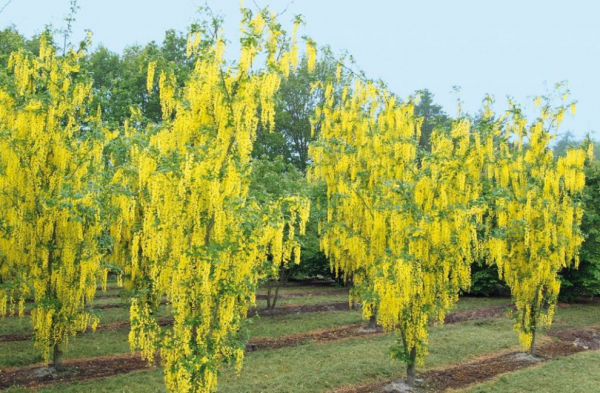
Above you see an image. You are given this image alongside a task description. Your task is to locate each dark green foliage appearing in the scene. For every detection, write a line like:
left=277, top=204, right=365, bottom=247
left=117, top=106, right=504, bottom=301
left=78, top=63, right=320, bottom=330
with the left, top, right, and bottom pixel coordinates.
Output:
left=0, top=26, right=44, bottom=68
left=249, top=157, right=332, bottom=280
left=413, top=89, right=452, bottom=148
left=84, top=29, right=194, bottom=126
left=468, top=262, right=509, bottom=297
left=560, top=158, right=600, bottom=300
left=289, top=182, right=331, bottom=279
left=253, top=55, right=337, bottom=173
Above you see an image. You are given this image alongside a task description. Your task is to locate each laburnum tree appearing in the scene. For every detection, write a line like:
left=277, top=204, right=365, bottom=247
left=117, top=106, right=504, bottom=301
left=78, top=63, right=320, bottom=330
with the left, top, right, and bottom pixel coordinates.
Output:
left=309, top=77, right=486, bottom=386
left=0, top=34, right=110, bottom=367
left=483, top=93, right=591, bottom=355
left=124, top=9, right=311, bottom=393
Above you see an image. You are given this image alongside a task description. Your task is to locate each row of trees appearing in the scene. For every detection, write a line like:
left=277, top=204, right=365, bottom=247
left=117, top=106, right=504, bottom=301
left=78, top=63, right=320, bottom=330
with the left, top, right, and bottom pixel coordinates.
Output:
left=0, top=7, right=598, bottom=392
left=3, top=25, right=598, bottom=301
left=0, top=9, right=313, bottom=392
left=309, top=73, right=591, bottom=383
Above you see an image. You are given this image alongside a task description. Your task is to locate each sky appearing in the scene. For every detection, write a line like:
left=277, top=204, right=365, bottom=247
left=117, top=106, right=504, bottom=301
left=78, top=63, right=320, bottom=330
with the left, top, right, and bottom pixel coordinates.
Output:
left=1, top=0, right=599, bottom=139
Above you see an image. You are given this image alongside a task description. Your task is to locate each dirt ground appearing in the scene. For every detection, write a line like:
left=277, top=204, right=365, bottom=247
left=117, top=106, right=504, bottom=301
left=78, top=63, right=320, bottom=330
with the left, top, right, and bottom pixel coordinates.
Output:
left=0, top=354, right=154, bottom=390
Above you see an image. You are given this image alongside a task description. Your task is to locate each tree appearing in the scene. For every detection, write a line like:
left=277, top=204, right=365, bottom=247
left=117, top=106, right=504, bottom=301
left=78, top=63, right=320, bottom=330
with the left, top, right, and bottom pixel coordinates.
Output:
left=84, top=29, right=194, bottom=126
left=0, top=34, right=109, bottom=367
left=253, top=54, right=338, bottom=172
left=0, top=26, right=43, bottom=68
left=484, top=92, right=590, bottom=355
left=126, top=9, right=311, bottom=392
left=310, top=76, right=486, bottom=386
left=553, top=138, right=600, bottom=300
left=413, top=89, right=451, bottom=148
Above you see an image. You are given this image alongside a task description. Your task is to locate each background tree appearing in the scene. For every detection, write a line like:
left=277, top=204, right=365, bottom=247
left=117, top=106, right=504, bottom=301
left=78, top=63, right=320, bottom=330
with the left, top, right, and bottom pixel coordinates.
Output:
left=252, top=52, right=342, bottom=285
left=84, top=29, right=194, bottom=126
left=0, top=34, right=110, bottom=367
left=413, top=88, right=451, bottom=148
left=0, top=26, right=42, bottom=68
left=554, top=136, right=600, bottom=300
left=253, top=55, right=335, bottom=172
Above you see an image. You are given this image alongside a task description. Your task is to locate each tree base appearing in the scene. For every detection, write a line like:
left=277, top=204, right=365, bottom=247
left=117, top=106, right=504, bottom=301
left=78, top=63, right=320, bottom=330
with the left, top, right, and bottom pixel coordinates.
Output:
left=382, top=378, right=424, bottom=392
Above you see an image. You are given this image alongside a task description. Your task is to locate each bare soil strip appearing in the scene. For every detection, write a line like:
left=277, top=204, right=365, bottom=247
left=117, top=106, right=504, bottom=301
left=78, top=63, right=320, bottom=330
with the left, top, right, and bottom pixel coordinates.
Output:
left=248, top=301, right=351, bottom=317
left=331, top=327, right=600, bottom=393
left=0, top=353, right=152, bottom=390
left=3, top=300, right=164, bottom=318
left=5, top=292, right=350, bottom=319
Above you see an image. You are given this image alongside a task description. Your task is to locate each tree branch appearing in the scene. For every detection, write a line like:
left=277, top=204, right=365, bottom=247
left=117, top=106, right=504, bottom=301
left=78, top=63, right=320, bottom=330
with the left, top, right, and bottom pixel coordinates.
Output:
left=0, top=0, right=15, bottom=16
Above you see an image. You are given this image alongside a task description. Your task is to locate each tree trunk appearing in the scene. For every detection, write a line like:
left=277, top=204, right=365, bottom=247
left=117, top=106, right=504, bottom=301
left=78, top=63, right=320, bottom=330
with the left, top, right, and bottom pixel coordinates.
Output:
left=406, top=346, right=417, bottom=387
left=530, top=329, right=537, bottom=357
left=266, top=281, right=273, bottom=310
left=271, top=281, right=281, bottom=311
left=367, top=314, right=377, bottom=330
left=53, top=343, right=63, bottom=369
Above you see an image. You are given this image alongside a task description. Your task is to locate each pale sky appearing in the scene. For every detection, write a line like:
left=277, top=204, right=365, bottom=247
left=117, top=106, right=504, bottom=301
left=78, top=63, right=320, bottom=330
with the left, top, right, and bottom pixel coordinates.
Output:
left=1, top=0, right=599, bottom=139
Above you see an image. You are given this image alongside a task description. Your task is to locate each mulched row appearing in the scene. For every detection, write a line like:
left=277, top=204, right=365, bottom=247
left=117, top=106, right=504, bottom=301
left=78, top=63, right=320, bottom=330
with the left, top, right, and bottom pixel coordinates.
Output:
left=4, top=293, right=351, bottom=319
left=0, top=354, right=153, bottom=390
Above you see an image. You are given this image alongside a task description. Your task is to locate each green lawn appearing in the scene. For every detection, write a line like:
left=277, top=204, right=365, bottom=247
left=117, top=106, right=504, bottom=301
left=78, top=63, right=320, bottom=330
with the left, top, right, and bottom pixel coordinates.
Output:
left=5, top=317, right=522, bottom=393
left=461, top=349, right=600, bottom=393
left=1, top=289, right=598, bottom=393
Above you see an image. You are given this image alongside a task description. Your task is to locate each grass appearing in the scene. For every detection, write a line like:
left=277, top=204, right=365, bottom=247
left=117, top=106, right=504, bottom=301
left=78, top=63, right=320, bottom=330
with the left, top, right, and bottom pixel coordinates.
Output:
left=549, top=303, right=600, bottom=331
left=460, top=349, right=600, bottom=393
left=256, top=292, right=349, bottom=308
left=1, top=287, right=599, bottom=393
left=0, top=305, right=170, bottom=336
left=256, top=285, right=348, bottom=295
left=0, top=330, right=131, bottom=368
left=451, top=297, right=510, bottom=312
left=8, top=317, right=522, bottom=393
left=249, top=310, right=363, bottom=338
left=4, top=369, right=166, bottom=393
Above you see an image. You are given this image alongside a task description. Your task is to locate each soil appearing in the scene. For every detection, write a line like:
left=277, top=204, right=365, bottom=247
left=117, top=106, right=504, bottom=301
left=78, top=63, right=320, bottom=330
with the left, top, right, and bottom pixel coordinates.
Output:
left=0, top=353, right=154, bottom=390
left=96, top=285, right=121, bottom=292
left=2, top=300, right=166, bottom=318
left=573, top=296, right=600, bottom=305
left=246, top=304, right=513, bottom=352
left=285, top=278, right=339, bottom=286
